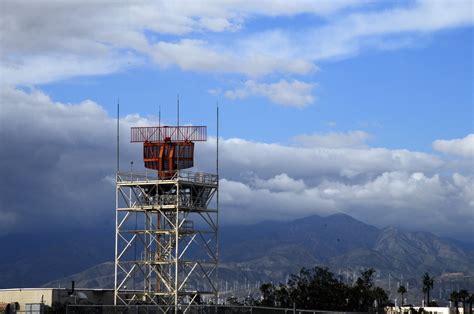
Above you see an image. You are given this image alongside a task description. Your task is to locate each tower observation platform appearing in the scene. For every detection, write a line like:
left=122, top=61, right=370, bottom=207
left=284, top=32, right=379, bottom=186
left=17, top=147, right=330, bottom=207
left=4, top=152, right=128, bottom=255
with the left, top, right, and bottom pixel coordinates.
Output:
left=114, top=125, right=219, bottom=311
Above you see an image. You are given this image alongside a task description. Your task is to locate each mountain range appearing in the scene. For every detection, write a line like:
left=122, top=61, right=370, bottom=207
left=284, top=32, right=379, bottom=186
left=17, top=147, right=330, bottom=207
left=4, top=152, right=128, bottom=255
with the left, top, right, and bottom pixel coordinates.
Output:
left=1, top=213, right=472, bottom=302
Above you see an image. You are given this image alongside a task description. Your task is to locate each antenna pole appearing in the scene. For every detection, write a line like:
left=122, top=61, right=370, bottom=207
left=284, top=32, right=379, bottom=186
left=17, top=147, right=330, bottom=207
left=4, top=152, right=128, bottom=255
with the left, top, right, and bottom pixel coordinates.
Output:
left=176, top=94, right=180, bottom=174
left=215, top=101, right=220, bottom=304
left=116, top=99, right=120, bottom=173
left=216, top=102, right=219, bottom=178
left=158, top=105, right=161, bottom=139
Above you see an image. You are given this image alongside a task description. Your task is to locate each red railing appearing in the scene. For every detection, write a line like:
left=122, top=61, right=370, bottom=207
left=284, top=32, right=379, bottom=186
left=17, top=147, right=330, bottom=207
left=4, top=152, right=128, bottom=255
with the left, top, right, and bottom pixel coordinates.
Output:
left=131, top=126, right=207, bottom=143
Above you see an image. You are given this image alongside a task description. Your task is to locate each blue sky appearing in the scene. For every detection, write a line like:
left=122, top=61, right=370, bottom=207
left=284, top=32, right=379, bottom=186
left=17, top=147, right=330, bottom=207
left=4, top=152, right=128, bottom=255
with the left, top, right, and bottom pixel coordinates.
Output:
left=37, top=23, right=472, bottom=151
left=1, top=0, right=473, bottom=240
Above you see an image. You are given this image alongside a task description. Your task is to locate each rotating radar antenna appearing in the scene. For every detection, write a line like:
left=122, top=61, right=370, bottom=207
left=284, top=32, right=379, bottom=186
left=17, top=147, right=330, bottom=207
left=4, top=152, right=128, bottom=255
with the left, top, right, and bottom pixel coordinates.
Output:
left=130, top=125, right=207, bottom=178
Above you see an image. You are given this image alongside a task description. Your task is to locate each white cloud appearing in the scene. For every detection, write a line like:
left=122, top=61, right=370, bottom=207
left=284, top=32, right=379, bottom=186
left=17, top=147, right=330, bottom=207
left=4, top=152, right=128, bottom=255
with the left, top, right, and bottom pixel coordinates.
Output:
left=292, top=131, right=370, bottom=148
left=220, top=171, right=474, bottom=240
left=1, top=1, right=472, bottom=85
left=0, top=1, right=331, bottom=84
left=347, top=0, right=473, bottom=35
left=197, top=137, right=443, bottom=181
left=254, top=173, right=307, bottom=192
left=433, top=134, right=474, bottom=158
left=224, top=79, right=315, bottom=107
left=150, top=40, right=316, bottom=77
left=0, top=86, right=152, bottom=233
left=0, top=86, right=472, bottom=240
left=233, top=1, right=474, bottom=63
left=306, top=0, right=474, bottom=60
left=0, top=54, right=139, bottom=86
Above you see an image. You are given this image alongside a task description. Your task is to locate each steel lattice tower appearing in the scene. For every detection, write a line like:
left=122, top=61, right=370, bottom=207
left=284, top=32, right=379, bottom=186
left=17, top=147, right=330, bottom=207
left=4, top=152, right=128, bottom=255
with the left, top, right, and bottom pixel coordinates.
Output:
left=114, top=125, right=219, bottom=311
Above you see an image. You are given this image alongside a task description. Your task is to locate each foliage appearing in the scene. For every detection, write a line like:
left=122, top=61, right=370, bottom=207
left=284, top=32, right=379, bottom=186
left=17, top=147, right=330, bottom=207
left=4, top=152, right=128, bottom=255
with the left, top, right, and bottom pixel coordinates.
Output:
left=451, top=290, right=472, bottom=314
left=258, top=266, right=388, bottom=311
left=450, top=291, right=460, bottom=314
left=421, top=273, right=434, bottom=306
left=458, top=289, right=469, bottom=305
left=226, top=296, right=242, bottom=305
left=397, top=285, right=407, bottom=306
left=259, top=283, right=276, bottom=307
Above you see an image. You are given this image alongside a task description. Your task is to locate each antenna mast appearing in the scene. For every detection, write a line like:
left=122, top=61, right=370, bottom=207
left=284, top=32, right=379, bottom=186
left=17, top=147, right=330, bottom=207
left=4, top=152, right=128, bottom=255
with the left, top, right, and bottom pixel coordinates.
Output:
left=216, top=102, right=219, bottom=179
left=116, top=99, right=120, bottom=173
left=177, top=94, right=180, bottom=173
left=215, top=101, right=220, bottom=304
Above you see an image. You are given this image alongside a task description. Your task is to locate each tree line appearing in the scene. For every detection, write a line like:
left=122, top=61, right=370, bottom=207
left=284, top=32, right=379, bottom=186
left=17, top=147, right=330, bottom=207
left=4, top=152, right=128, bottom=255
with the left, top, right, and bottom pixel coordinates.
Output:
left=236, top=268, right=473, bottom=312
left=256, top=266, right=388, bottom=311
left=397, top=272, right=473, bottom=312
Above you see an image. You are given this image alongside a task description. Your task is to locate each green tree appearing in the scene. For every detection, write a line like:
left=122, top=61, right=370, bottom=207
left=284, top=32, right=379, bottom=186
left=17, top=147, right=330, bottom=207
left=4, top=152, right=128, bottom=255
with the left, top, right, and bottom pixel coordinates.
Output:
left=258, top=267, right=387, bottom=311
left=397, top=285, right=407, bottom=306
left=350, top=268, right=377, bottom=311
left=422, top=273, right=434, bottom=306
left=287, top=267, right=348, bottom=310
left=372, top=286, right=389, bottom=309
left=458, top=290, right=470, bottom=313
left=259, top=283, right=276, bottom=307
left=274, top=284, right=291, bottom=308
left=450, top=291, right=460, bottom=314
left=468, top=294, right=473, bottom=314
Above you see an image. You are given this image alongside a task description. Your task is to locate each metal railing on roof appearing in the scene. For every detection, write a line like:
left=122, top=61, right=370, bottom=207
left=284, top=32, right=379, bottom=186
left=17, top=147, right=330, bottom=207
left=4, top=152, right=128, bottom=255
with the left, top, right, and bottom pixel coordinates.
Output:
left=117, top=170, right=218, bottom=185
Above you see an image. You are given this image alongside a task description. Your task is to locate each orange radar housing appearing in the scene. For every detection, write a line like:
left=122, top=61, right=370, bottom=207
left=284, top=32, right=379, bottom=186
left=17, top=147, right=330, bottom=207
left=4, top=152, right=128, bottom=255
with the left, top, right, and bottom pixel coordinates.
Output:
left=131, top=126, right=206, bottom=178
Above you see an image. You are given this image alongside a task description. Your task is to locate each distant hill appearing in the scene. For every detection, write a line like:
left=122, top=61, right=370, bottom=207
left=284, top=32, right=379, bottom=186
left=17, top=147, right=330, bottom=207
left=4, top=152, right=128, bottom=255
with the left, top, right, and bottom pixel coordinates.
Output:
left=220, top=213, right=380, bottom=263
left=0, top=228, right=113, bottom=288
left=1, top=213, right=473, bottom=303
left=219, top=213, right=473, bottom=278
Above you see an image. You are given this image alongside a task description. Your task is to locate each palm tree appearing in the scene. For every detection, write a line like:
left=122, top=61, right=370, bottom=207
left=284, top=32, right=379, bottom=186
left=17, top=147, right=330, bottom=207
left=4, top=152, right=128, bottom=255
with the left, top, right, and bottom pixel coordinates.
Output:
left=450, top=291, right=460, bottom=314
left=468, top=294, right=473, bottom=314
left=458, top=290, right=469, bottom=313
left=397, top=285, right=407, bottom=306
left=422, top=273, right=434, bottom=306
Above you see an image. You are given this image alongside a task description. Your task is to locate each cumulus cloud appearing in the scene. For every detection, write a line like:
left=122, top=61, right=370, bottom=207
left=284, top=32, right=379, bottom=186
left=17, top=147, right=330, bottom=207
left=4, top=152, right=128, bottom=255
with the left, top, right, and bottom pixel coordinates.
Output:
left=224, top=79, right=315, bottom=107
left=150, top=40, right=315, bottom=77
left=0, top=86, right=472, bottom=240
left=0, top=86, right=148, bottom=233
left=254, top=173, right=307, bottom=192
left=1, top=1, right=472, bottom=85
left=219, top=172, right=474, bottom=240
left=196, top=137, right=443, bottom=182
left=0, top=0, right=328, bottom=84
left=433, top=134, right=474, bottom=158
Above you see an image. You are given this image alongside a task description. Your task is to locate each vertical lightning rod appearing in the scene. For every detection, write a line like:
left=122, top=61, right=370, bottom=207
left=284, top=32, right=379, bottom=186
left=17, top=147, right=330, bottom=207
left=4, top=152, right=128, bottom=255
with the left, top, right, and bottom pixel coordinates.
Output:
left=215, top=101, right=220, bottom=303
left=114, top=98, right=119, bottom=306
left=216, top=101, right=219, bottom=182
left=117, top=99, right=120, bottom=173
left=176, top=94, right=180, bottom=172
left=158, top=105, right=161, bottom=140
left=177, top=94, right=180, bottom=128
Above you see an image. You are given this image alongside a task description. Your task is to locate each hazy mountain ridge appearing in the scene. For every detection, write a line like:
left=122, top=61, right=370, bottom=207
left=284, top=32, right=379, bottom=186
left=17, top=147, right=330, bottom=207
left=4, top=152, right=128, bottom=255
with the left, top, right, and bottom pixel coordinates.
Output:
left=220, top=213, right=380, bottom=263
left=0, top=228, right=113, bottom=288
left=372, top=226, right=473, bottom=273
left=0, top=213, right=472, bottom=291
left=214, top=215, right=473, bottom=285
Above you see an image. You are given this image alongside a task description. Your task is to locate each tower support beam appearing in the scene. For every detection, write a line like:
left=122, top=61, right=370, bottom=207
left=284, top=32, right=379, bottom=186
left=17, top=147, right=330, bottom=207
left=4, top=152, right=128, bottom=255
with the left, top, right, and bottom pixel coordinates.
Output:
left=114, top=170, right=218, bottom=311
